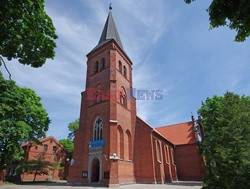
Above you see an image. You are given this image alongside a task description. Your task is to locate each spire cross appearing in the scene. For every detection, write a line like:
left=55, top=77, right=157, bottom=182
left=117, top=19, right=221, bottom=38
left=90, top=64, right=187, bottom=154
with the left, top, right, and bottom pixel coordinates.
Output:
left=109, top=3, right=112, bottom=11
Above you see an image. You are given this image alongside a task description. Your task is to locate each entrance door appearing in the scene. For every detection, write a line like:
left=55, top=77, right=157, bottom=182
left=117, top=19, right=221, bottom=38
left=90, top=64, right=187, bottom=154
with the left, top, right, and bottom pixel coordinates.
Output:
left=91, top=157, right=100, bottom=182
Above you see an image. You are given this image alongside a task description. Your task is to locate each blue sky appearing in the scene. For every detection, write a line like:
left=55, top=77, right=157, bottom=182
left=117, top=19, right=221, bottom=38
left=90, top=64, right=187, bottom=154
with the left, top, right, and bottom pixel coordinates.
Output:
left=1, top=0, right=250, bottom=140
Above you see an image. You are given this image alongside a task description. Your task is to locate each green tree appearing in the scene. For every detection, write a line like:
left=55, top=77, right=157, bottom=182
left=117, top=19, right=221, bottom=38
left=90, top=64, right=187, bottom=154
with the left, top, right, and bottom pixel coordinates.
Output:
left=59, top=139, right=74, bottom=159
left=0, top=73, right=50, bottom=172
left=50, top=160, right=63, bottom=180
left=67, top=119, right=79, bottom=140
left=198, top=92, right=250, bottom=188
left=17, top=152, right=52, bottom=181
left=184, top=0, right=250, bottom=42
left=59, top=119, right=79, bottom=160
left=0, top=0, right=57, bottom=67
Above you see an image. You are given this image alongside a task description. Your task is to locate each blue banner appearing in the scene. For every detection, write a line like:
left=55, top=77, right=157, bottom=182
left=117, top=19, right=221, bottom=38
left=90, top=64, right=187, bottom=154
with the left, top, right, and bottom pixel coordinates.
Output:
left=89, top=139, right=105, bottom=147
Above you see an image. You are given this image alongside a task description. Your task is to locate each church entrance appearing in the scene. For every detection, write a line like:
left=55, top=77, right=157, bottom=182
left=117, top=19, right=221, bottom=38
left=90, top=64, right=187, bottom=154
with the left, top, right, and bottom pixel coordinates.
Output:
left=88, top=147, right=103, bottom=183
left=91, top=157, right=100, bottom=182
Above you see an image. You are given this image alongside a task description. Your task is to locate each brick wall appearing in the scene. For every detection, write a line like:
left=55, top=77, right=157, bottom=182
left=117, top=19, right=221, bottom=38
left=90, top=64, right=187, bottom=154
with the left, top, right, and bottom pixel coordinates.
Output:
left=174, top=143, right=203, bottom=180
left=134, top=117, right=177, bottom=183
left=68, top=39, right=203, bottom=186
left=68, top=41, right=136, bottom=186
left=20, top=137, right=68, bottom=181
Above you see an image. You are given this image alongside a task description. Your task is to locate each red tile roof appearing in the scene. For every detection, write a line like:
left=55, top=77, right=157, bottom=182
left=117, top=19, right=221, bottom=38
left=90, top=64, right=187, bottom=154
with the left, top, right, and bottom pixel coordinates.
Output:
left=21, top=136, right=63, bottom=148
left=156, top=121, right=197, bottom=145
left=136, top=116, right=175, bottom=146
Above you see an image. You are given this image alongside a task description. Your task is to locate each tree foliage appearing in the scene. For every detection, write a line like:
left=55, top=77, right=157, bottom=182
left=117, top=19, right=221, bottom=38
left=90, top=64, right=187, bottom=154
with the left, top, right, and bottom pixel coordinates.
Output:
left=184, top=0, right=250, bottom=42
left=198, top=92, right=250, bottom=188
left=0, top=0, right=57, bottom=67
left=67, top=119, right=79, bottom=140
left=0, top=73, right=50, bottom=171
left=17, top=152, right=52, bottom=181
left=59, top=139, right=74, bottom=159
left=59, top=119, right=79, bottom=160
left=50, top=160, right=63, bottom=180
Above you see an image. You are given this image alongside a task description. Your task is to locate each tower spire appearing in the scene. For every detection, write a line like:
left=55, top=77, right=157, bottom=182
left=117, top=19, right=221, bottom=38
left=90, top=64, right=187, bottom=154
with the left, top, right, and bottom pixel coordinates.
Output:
left=90, top=5, right=123, bottom=52
left=98, top=8, right=123, bottom=49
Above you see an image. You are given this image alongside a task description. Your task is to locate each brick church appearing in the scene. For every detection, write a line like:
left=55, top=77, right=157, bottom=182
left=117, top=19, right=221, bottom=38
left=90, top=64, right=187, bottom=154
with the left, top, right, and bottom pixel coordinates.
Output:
left=68, top=7, right=203, bottom=187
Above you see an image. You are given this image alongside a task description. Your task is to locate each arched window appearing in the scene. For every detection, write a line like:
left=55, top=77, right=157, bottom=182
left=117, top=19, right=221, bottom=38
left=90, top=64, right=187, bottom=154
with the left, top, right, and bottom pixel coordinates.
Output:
left=93, top=117, right=103, bottom=140
left=95, top=84, right=104, bottom=103
left=120, top=87, right=127, bottom=107
left=170, top=147, right=175, bottom=165
left=117, top=126, right=124, bottom=159
left=125, top=130, right=132, bottom=160
left=94, top=61, right=99, bottom=73
left=123, top=66, right=127, bottom=78
left=156, top=140, right=161, bottom=162
left=119, top=61, right=122, bottom=72
left=96, top=90, right=104, bottom=103
left=101, top=58, right=105, bottom=70
left=165, top=145, right=169, bottom=163
left=120, top=92, right=124, bottom=104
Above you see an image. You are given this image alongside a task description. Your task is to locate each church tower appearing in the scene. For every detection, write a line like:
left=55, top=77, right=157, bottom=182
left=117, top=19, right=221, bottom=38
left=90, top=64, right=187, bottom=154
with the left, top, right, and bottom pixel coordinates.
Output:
left=68, top=7, right=136, bottom=186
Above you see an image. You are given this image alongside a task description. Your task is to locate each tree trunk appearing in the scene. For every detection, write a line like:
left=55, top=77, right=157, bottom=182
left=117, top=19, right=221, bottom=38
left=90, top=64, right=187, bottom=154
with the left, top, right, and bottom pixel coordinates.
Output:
left=33, top=171, right=37, bottom=181
left=0, top=170, right=5, bottom=184
left=52, top=169, right=55, bottom=180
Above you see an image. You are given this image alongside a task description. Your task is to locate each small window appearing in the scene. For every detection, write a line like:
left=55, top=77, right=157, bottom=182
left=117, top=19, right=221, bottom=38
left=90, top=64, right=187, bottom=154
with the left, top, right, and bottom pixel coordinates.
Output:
left=50, top=140, right=52, bottom=143
left=156, top=140, right=161, bottom=162
left=119, top=61, right=122, bottom=72
left=123, top=66, right=127, bottom=78
left=53, top=146, right=57, bottom=153
left=35, top=146, right=38, bottom=150
left=43, top=144, right=48, bottom=151
left=94, top=61, right=99, bottom=73
left=165, top=145, right=169, bottom=163
left=96, top=94, right=100, bottom=103
left=70, top=159, right=75, bottom=166
left=96, top=90, right=103, bottom=103
left=120, top=92, right=127, bottom=107
left=170, top=147, right=175, bottom=165
left=120, top=92, right=123, bottom=104
left=101, top=58, right=105, bottom=69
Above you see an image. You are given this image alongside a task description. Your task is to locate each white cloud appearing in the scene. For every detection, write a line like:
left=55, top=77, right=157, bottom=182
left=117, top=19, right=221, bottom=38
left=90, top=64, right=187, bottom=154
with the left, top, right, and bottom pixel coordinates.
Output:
left=1, top=0, right=249, bottom=139
left=103, top=0, right=181, bottom=124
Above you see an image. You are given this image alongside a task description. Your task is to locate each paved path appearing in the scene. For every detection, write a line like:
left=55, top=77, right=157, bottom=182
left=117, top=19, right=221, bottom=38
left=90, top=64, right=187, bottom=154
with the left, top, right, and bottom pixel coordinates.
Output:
left=0, top=181, right=202, bottom=189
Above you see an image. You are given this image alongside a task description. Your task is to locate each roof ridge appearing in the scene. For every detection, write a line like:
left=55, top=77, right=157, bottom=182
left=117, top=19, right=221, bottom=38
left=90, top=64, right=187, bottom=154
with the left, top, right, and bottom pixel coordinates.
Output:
left=156, top=121, right=193, bottom=129
left=21, top=135, right=63, bottom=148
